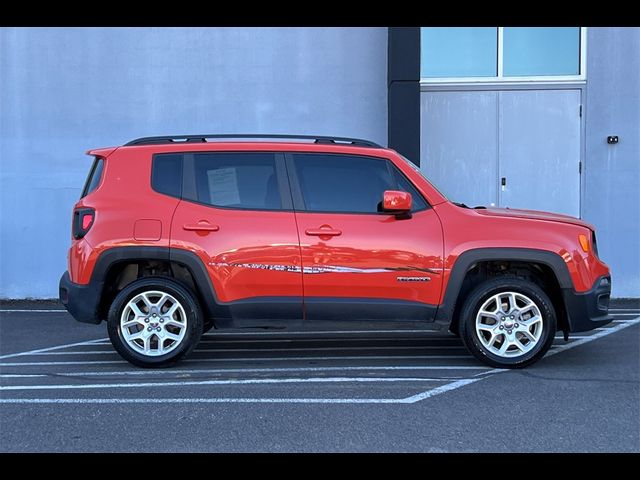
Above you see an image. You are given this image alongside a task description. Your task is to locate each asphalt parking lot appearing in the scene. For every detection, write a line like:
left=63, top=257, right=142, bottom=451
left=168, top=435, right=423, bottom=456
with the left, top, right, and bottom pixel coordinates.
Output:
left=0, top=301, right=638, bottom=452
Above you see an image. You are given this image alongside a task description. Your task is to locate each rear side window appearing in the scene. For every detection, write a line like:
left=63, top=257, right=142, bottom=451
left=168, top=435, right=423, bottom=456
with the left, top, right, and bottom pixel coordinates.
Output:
left=152, top=154, right=183, bottom=198
left=81, top=157, right=104, bottom=198
left=187, top=152, right=281, bottom=210
left=291, top=153, right=428, bottom=213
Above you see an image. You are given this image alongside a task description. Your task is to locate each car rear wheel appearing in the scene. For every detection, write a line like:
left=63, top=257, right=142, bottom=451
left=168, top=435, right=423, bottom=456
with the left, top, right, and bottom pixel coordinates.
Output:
left=107, top=277, right=203, bottom=368
left=459, top=277, right=556, bottom=369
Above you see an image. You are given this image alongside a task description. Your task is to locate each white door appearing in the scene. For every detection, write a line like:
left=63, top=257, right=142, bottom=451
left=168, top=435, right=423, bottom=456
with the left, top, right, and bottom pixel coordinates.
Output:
left=420, top=89, right=582, bottom=217
left=498, top=89, right=582, bottom=217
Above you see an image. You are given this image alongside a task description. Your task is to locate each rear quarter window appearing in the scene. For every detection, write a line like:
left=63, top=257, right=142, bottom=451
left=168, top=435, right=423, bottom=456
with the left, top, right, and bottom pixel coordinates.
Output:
left=81, top=157, right=104, bottom=198
left=152, top=154, right=183, bottom=198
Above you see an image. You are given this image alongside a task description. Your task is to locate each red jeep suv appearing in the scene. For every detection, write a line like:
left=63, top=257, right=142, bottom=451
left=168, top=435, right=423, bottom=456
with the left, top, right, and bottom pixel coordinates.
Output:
left=59, top=135, right=613, bottom=368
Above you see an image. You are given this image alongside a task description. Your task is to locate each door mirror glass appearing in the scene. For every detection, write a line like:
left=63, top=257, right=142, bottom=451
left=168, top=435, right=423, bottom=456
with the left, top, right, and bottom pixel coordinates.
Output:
left=382, top=190, right=412, bottom=215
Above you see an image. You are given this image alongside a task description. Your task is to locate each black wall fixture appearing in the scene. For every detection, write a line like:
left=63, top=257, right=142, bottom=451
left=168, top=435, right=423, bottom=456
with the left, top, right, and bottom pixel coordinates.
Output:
left=388, top=27, right=421, bottom=166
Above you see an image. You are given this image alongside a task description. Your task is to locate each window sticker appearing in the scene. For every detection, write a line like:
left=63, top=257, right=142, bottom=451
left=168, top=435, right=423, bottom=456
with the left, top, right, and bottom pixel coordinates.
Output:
left=207, top=167, right=240, bottom=206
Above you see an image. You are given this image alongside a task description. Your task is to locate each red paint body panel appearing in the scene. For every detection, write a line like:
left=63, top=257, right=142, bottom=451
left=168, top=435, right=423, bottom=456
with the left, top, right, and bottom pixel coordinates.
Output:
left=170, top=201, right=302, bottom=304
left=434, top=202, right=609, bottom=294
left=382, top=190, right=412, bottom=212
left=67, top=141, right=609, bottom=307
left=69, top=148, right=180, bottom=284
left=295, top=209, right=443, bottom=304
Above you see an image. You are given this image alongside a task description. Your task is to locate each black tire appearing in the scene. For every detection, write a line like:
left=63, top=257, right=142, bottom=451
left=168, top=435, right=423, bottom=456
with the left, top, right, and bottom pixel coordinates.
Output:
left=202, top=319, right=216, bottom=334
left=107, top=277, right=203, bottom=368
left=458, top=277, right=556, bottom=369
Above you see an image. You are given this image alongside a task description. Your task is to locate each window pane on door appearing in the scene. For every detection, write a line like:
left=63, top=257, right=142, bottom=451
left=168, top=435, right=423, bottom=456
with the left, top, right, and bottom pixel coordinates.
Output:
left=503, top=27, right=580, bottom=76
left=190, top=153, right=281, bottom=210
left=421, top=27, right=498, bottom=78
left=292, top=154, right=396, bottom=213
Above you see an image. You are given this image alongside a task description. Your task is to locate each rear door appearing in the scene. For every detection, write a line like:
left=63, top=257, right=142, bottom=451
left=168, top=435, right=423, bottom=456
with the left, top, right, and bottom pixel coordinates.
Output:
left=287, top=152, right=444, bottom=322
left=170, top=151, right=303, bottom=323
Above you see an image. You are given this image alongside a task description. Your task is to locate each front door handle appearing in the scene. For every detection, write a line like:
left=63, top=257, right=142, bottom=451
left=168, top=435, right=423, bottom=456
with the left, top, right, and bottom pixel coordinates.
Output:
left=183, top=223, right=219, bottom=232
left=305, top=227, right=342, bottom=237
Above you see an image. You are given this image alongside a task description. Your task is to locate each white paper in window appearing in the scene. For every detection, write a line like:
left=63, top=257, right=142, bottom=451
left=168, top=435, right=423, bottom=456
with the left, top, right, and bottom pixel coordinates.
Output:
left=207, top=167, right=240, bottom=206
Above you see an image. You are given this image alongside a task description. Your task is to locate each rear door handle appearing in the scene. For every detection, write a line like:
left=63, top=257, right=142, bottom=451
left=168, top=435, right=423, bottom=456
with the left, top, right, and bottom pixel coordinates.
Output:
left=305, top=228, right=342, bottom=236
left=183, top=223, right=219, bottom=232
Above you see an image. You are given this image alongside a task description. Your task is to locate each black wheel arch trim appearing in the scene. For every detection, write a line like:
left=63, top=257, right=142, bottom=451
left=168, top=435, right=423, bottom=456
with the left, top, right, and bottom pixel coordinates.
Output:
left=91, top=246, right=304, bottom=322
left=435, top=247, right=573, bottom=322
left=90, top=246, right=579, bottom=327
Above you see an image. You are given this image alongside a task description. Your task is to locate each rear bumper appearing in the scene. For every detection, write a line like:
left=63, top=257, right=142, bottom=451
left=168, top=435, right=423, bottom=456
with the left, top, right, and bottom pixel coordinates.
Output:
left=59, top=271, right=103, bottom=324
left=562, top=275, right=613, bottom=332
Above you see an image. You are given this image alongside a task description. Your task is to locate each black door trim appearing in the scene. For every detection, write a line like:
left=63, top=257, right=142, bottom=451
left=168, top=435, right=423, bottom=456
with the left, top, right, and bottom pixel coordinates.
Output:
left=305, top=297, right=437, bottom=322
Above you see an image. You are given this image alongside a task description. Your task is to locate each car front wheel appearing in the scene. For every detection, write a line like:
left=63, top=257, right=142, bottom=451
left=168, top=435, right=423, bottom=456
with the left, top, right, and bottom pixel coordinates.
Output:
left=459, top=277, right=557, bottom=369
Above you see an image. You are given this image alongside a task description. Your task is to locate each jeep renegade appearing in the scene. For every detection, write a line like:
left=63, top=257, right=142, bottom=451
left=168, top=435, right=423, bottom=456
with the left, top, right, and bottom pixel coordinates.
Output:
left=59, top=134, right=613, bottom=368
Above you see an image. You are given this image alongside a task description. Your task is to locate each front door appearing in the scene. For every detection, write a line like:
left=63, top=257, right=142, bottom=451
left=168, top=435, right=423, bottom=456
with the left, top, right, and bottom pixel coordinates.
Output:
left=170, top=151, right=302, bottom=323
left=286, top=152, right=444, bottom=321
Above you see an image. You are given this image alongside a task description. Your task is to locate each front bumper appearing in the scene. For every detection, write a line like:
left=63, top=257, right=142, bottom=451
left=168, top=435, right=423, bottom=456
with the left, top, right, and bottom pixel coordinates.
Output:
left=59, top=271, right=103, bottom=324
left=562, top=275, right=613, bottom=332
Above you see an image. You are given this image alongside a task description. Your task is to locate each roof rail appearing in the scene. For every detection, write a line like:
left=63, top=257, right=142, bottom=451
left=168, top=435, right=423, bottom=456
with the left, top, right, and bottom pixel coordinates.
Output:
left=124, top=134, right=382, bottom=148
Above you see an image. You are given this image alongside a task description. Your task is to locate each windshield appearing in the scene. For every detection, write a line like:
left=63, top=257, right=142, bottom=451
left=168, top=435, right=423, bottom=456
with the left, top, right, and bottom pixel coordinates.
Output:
left=397, top=154, right=453, bottom=202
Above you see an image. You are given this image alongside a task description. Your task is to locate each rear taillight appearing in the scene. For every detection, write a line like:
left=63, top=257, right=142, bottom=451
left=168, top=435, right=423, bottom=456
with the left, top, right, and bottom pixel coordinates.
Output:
left=73, top=208, right=95, bottom=239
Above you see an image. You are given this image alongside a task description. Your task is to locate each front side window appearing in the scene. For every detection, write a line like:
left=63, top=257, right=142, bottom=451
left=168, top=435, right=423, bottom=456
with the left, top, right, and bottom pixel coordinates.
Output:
left=292, top=153, right=427, bottom=214
left=188, top=152, right=281, bottom=210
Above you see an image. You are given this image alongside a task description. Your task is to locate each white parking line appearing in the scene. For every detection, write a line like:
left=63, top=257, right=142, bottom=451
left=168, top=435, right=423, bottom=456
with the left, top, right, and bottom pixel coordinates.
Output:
left=0, top=360, right=124, bottom=366
left=402, top=378, right=481, bottom=402
left=545, top=317, right=640, bottom=357
left=26, top=351, right=116, bottom=356
left=6, top=341, right=584, bottom=357
left=0, top=355, right=476, bottom=367
left=0, top=396, right=419, bottom=405
left=0, top=378, right=483, bottom=404
left=0, top=365, right=483, bottom=378
left=27, top=345, right=465, bottom=356
left=0, top=338, right=109, bottom=360
left=1, top=316, right=636, bottom=405
left=0, top=376, right=454, bottom=392
left=0, top=309, right=67, bottom=313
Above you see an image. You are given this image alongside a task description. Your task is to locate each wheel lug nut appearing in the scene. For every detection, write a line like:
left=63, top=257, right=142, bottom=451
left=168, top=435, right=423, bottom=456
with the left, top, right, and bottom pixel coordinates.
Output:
left=515, top=323, right=519, bottom=328
left=499, top=325, right=504, bottom=330
left=153, top=313, right=157, bottom=317
left=156, top=327, right=161, bottom=332
left=501, top=317, right=505, bottom=321
left=144, top=318, right=149, bottom=323
left=507, top=330, right=512, bottom=334
left=510, top=315, right=514, bottom=319
left=147, top=327, right=152, bottom=331
left=159, top=319, right=164, bottom=323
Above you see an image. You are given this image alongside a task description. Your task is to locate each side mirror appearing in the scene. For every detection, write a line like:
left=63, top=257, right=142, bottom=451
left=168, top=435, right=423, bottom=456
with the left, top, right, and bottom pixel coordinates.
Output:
left=382, top=190, right=412, bottom=218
